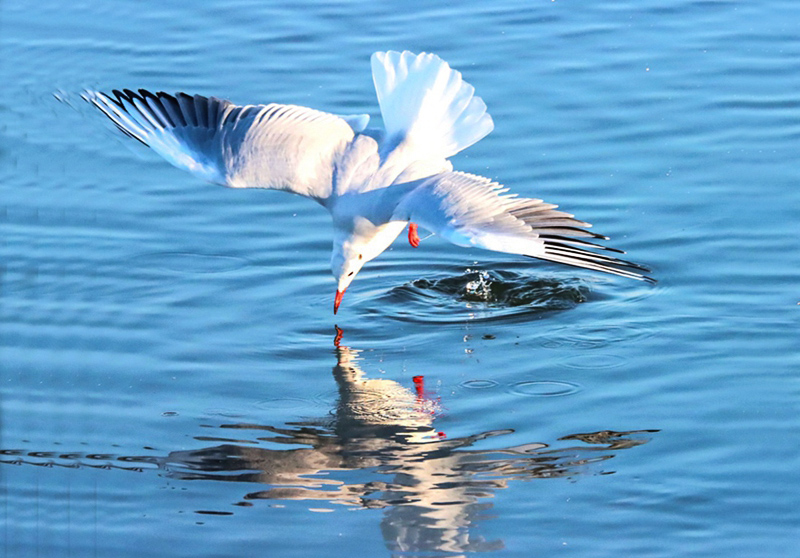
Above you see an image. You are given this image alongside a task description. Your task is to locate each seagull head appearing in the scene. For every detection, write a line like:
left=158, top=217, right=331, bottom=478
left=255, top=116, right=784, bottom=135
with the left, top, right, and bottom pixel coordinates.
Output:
left=330, top=220, right=409, bottom=314
left=331, top=244, right=367, bottom=314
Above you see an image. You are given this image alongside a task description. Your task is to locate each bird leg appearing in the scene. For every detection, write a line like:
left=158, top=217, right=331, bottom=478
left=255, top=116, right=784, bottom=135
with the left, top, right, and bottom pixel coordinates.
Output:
left=408, top=222, right=420, bottom=248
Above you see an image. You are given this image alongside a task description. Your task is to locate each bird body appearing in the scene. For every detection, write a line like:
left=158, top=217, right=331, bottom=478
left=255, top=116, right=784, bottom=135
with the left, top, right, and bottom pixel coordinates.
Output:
left=83, top=50, right=652, bottom=313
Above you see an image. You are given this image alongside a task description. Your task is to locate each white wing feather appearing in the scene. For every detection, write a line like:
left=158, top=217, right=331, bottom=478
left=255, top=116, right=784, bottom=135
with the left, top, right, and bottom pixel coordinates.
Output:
left=370, top=51, right=494, bottom=186
left=393, top=172, right=653, bottom=282
left=371, top=51, right=493, bottom=158
left=82, top=56, right=652, bottom=285
left=83, top=89, right=367, bottom=200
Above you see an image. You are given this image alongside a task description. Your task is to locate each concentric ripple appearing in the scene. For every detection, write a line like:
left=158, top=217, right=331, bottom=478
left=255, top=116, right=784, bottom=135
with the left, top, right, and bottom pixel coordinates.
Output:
left=374, top=268, right=591, bottom=324
left=460, top=379, right=500, bottom=389
left=508, top=380, right=582, bottom=397
left=539, top=323, right=654, bottom=349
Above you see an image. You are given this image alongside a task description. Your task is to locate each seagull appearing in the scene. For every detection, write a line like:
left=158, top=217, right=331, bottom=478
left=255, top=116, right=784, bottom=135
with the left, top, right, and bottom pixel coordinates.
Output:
left=83, top=50, right=653, bottom=314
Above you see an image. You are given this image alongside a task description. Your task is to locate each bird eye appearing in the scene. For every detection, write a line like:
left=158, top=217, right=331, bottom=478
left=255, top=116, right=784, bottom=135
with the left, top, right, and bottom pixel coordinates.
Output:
left=348, top=271, right=354, bottom=276
left=358, top=254, right=363, bottom=260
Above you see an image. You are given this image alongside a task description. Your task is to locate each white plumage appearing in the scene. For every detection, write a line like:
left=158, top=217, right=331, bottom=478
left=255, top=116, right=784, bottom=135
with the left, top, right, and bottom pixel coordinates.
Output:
left=371, top=51, right=493, bottom=159
left=83, top=50, right=652, bottom=313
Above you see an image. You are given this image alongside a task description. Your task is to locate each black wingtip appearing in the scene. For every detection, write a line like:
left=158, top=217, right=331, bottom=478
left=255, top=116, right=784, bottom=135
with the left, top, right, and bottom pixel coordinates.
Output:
left=528, top=252, right=657, bottom=284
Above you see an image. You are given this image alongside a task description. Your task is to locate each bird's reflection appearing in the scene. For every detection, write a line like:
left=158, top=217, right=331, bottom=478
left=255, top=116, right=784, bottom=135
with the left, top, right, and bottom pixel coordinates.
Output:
left=165, top=328, right=657, bottom=554
left=1, top=328, right=658, bottom=555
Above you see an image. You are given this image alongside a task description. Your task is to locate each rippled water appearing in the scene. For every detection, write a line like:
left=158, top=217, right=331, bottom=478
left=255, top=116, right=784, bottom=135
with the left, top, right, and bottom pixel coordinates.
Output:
left=2, top=1, right=799, bottom=556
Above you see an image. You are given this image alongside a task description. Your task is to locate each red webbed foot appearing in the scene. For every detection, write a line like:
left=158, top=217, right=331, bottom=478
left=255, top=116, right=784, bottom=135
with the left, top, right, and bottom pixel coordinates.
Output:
left=408, top=223, right=420, bottom=248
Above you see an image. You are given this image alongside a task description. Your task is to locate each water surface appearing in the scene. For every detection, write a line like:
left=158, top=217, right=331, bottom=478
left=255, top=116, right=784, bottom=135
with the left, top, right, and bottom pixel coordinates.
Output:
left=1, top=1, right=799, bottom=556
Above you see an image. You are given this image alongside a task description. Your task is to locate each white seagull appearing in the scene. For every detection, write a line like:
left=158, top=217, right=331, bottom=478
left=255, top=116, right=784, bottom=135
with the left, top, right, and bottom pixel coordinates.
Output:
left=83, top=51, right=653, bottom=313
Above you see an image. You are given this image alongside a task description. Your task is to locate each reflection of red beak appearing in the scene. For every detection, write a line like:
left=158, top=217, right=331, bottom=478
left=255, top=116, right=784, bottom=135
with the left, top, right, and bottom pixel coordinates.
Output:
left=334, top=289, right=345, bottom=314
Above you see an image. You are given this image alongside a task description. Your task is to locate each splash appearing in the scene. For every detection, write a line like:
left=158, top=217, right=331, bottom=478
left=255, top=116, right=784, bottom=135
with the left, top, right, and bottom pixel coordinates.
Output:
left=413, top=269, right=587, bottom=306
left=377, top=268, right=591, bottom=323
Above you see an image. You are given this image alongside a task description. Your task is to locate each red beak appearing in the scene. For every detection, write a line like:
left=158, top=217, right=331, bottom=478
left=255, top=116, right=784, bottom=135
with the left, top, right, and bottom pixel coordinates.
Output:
left=334, top=289, right=345, bottom=314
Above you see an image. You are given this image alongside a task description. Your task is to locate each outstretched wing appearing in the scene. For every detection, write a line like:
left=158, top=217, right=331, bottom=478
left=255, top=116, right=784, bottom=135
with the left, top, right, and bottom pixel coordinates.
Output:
left=369, top=51, right=494, bottom=186
left=83, top=89, right=368, bottom=200
left=371, top=51, right=493, bottom=159
left=393, top=171, right=653, bottom=282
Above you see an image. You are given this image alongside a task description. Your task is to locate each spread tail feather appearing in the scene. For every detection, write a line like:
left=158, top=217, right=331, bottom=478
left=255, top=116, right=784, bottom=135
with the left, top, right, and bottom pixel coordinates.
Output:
left=371, top=51, right=494, bottom=159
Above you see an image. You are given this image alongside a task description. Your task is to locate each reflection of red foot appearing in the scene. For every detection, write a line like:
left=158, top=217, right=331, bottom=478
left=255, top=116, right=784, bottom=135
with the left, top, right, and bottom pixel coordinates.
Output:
left=414, top=375, right=440, bottom=406
left=408, top=223, right=420, bottom=248
left=334, top=325, right=344, bottom=348
left=413, top=376, right=445, bottom=438
left=413, top=375, right=425, bottom=397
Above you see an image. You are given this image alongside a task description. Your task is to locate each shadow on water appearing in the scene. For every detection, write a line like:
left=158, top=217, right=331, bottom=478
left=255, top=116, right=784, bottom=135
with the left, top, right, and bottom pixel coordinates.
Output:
left=0, top=329, right=658, bottom=555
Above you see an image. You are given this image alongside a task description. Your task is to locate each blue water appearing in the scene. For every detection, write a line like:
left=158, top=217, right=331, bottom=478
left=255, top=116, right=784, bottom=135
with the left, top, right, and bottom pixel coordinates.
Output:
left=2, top=0, right=799, bottom=556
